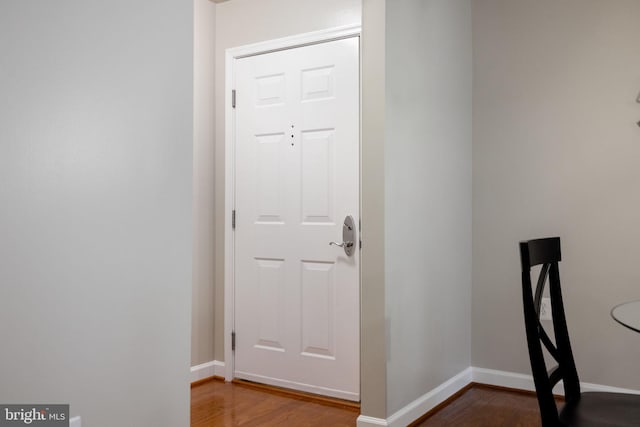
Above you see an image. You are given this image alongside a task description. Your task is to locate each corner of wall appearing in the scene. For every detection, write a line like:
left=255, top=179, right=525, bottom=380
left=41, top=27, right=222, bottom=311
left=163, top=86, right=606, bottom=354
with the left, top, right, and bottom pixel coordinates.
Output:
left=360, top=0, right=388, bottom=420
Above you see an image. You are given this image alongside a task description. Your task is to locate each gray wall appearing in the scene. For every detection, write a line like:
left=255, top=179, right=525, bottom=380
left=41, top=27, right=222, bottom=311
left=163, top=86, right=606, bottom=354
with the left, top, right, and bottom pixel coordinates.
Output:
left=385, top=0, right=472, bottom=415
left=193, top=0, right=217, bottom=367
left=361, top=0, right=388, bottom=418
left=0, top=2, right=193, bottom=426
left=472, top=0, right=640, bottom=388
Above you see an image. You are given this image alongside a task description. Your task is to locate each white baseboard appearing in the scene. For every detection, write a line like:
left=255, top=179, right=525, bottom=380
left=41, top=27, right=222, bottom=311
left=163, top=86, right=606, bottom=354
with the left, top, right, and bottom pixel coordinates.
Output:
left=580, top=381, right=640, bottom=395
left=356, top=415, right=389, bottom=427
left=470, top=366, right=640, bottom=396
left=387, top=368, right=472, bottom=427
left=357, top=368, right=472, bottom=427
left=471, top=367, right=537, bottom=392
left=69, top=416, right=81, bottom=427
left=191, top=360, right=225, bottom=383
left=359, top=366, right=640, bottom=427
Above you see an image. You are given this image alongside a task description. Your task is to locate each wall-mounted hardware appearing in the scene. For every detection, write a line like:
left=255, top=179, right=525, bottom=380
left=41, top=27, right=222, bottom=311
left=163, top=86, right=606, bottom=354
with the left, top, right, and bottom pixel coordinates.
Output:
left=540, top=297, right=552, bottom=321
left=636, top=91, right=639, bottom=127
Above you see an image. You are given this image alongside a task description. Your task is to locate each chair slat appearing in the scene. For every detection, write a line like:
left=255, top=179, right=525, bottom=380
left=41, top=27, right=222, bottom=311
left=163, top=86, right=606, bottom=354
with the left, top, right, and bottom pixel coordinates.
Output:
left=534, top=263, right=550, bottom=317
left=548, top=365, right=563, bottom=388
left=538, top=323, right=559, bottom=361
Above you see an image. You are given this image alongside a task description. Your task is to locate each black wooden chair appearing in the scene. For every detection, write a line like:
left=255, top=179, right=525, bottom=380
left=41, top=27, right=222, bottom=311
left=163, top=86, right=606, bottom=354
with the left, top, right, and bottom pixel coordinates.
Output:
left=520, top=237, right=640, bottom=427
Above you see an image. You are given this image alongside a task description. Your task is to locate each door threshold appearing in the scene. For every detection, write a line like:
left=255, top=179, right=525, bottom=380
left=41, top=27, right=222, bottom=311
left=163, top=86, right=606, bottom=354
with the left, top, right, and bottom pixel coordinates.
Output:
left=232, top=379, right=361, bottom=410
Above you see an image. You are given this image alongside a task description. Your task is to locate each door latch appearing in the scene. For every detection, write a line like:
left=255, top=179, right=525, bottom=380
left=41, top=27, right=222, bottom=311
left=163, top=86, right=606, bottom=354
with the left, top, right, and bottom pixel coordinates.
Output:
left=329, top=215, right=356, bottom=257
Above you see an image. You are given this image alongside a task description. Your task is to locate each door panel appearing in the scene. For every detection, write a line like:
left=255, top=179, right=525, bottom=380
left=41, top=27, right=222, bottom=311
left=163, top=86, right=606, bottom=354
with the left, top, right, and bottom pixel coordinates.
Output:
left=234, top=37, right=359, bottom=401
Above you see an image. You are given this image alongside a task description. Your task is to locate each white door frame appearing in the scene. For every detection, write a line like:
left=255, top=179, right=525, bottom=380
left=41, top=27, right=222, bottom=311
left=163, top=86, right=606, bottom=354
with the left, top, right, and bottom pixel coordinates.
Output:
left=224, top=24, right=362, bottom=382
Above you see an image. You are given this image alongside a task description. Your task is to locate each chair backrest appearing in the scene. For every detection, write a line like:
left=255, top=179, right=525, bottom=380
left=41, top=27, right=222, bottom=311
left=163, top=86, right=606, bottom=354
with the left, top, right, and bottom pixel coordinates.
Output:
left=519, top=237, right=580, bottom=427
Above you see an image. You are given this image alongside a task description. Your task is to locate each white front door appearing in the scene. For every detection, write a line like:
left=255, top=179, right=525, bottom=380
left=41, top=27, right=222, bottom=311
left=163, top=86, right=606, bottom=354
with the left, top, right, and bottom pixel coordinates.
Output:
left=233, top=37, right=360, bottom=401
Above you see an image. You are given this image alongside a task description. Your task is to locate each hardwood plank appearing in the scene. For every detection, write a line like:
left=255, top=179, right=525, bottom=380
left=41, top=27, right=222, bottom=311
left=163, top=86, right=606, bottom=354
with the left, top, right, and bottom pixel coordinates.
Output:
left=191, top=376, right=223, bottom=388
left=415, top=385, right=547, bottom=427
left=191, top=380, right=556, bottom=427
left=191, top=378, right=359, bottom=427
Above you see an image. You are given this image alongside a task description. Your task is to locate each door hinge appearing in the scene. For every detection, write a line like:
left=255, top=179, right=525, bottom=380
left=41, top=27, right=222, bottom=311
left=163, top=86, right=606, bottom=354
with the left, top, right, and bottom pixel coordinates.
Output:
left=232, top=89, right=236, bottom=109
left=232, top=210, right=236, bottom=230
left=231, top=331, right=236, bottom=351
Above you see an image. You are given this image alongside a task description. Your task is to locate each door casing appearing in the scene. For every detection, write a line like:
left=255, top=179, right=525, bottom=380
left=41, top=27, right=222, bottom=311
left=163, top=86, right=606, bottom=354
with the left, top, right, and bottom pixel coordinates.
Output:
left=224, top=24, right=362, bottom=382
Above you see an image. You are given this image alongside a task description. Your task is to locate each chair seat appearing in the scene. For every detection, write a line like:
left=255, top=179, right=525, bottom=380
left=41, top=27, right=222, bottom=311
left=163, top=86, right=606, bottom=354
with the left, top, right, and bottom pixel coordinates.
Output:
left=559, top=392, right=640, bottom=427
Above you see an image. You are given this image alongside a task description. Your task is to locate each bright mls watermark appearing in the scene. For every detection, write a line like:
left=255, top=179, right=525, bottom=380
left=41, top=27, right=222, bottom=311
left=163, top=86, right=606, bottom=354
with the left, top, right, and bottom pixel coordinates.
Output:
left=0, top=405, right=69, bottom=426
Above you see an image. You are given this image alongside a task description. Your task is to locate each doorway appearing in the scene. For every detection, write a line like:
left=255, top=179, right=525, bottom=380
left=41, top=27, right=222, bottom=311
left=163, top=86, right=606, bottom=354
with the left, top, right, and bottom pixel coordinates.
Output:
left=225, top=28, right=361, bottom=401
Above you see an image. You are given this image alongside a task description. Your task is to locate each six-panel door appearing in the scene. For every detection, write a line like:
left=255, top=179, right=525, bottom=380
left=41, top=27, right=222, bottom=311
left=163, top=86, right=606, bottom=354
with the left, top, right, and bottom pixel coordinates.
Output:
left=234, top=37, right=360, bottom=401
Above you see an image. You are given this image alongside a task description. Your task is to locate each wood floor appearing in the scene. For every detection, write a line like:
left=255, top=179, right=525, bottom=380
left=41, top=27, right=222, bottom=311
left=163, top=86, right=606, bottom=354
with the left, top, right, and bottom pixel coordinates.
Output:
left=412, top=386, right=543, bottom=427
left=191, top=379, right=547, bottom=427
left=191, top=379, right=359, bottom=426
